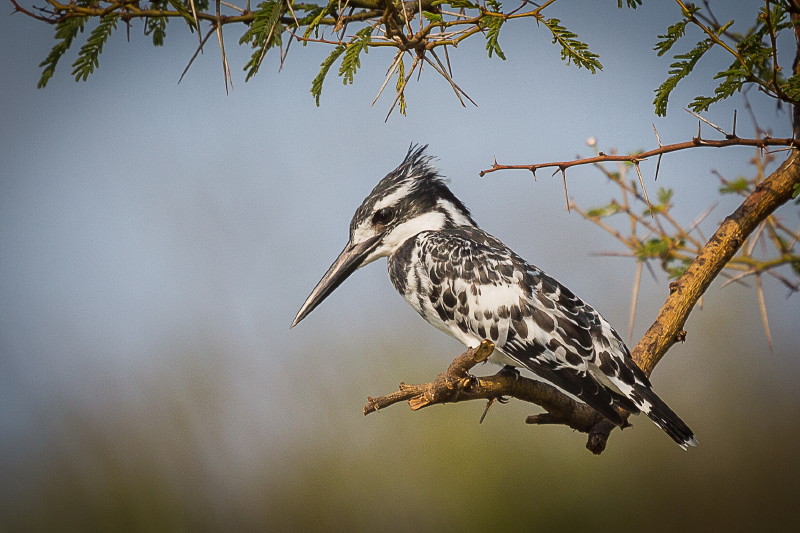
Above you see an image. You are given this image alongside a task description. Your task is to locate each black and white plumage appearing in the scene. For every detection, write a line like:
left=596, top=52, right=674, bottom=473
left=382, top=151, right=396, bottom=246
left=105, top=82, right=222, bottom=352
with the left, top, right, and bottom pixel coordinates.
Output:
left=292, top=145, right=697, bottom=449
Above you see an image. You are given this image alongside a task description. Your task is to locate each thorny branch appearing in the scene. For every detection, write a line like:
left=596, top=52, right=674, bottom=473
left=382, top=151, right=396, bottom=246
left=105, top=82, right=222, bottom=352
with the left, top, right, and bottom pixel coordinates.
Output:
left=479, top=135, right=798, bottom=178
left=572, top=134, right=799, bottom=350
left=9, top=0, right=591, bottom=115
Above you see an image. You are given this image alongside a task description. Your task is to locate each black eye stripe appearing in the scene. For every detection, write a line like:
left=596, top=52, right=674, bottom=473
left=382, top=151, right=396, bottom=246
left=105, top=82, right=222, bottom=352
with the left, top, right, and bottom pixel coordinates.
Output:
left=373, top=207, right=394, bottom=225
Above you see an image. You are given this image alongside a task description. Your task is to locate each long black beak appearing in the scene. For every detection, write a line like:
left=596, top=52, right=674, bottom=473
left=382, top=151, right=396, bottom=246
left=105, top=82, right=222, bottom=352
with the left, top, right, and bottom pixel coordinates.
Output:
left=291, top=235, right=382, bottom=328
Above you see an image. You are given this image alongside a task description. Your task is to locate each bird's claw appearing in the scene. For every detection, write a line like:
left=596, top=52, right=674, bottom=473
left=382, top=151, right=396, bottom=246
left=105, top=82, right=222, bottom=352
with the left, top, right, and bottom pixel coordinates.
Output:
left=458, top=373, right=480, bottom=392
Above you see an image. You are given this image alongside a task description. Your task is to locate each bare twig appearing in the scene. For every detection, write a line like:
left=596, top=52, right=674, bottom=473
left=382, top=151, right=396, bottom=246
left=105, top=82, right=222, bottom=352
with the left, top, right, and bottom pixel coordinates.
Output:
left=480, top=136, right=798, bottom=177
left=628, top=261, right=643, bottom=343
left=755, top=274, right=774, bottom=351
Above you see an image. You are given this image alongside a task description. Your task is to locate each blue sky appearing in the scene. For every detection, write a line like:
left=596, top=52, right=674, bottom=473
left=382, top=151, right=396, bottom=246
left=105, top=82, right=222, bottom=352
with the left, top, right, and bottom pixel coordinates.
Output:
left=1, top=1, right=799, bottom=529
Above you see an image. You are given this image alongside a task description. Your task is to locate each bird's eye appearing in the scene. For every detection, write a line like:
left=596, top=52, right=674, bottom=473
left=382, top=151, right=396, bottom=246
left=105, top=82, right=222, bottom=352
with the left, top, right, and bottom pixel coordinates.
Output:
left=372, top=207, right=394, bottom=226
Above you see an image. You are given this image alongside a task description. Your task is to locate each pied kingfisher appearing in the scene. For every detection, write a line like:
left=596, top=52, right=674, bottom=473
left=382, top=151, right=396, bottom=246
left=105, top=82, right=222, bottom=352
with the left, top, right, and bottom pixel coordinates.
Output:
left=291, top=145, right=697, bottom=449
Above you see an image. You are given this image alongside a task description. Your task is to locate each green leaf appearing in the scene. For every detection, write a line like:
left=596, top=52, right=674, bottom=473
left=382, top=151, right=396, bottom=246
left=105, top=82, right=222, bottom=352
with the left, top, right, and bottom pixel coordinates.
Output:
left=654, top=21, right=687, bottom=57
left=657, top=187, right=674, bottom=206
left=422, top=11, right=443, bottom=24
left=145, top=18, right=168, bottom=47
left=166, top=0, right=199, bottom=31
left=431, top=0, right=478, bottom=8
left=781, top=74, right=800, bottom=103
left=340, top=27, right=373, bottom=85
left=653, top=38, right=712, bottom=116
left=666, top=259, right=692, bottom=279
left=71, top=14, right=118, bottom=82
left=483, top=14, right=506, bottom=60
left=241, top=1, right=284, bottom=81
left=38, top=17, right=86, bottom=89
left=396, top=56, right=407, bottom=116
left=635, top=237, right=680, bottom=261
left=689, top=63, right=748, bottom=113
left=719, top=177, right=751, bottom=194
left=303, top=1, right=337, bottom=40
left=585, top=202, right=620, bottom=218
left=618, top=0, right=643, bottom=7
left=144, top=0, right=170, bottom=46
left=543, top=18, right=602, bottom=73
left=310, top=44, right=346, bottom=106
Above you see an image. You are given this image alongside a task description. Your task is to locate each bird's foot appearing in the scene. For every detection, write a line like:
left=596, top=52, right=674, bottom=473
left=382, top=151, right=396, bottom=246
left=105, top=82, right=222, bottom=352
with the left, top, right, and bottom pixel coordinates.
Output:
left=457, top=373, right=480, bottom=392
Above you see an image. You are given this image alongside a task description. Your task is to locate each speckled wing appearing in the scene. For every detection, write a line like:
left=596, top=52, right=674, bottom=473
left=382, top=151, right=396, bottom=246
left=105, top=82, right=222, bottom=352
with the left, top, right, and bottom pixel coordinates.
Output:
left=398, top=227, right=642, bottom=425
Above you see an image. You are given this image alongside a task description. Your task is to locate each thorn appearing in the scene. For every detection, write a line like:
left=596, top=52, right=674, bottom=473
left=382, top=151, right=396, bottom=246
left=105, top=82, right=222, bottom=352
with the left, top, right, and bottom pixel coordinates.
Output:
left=652, top=124, right=664, bottom=181
left=755, top=275, right=774, bottom=352
left=633, top=161, right=653, bottom=218
left=627, top=261, right=643, bottom=344
left=560, top=168, right=570, bottom=213
left=479, top=398, right=496, bottom=424
left=655, top=154, right=663, bottom=181
left=652, top=123, right=663, bottom=147
left=687, top=107, right=729, bottom=136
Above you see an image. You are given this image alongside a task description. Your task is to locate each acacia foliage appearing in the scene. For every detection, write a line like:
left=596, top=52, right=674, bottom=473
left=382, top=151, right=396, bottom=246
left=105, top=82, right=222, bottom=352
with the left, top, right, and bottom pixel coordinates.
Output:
left=14, top=0, right=800, bottom=117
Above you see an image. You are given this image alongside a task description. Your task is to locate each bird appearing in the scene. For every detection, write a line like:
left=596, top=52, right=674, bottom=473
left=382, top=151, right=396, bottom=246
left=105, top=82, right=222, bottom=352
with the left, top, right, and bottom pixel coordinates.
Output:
left=291, top=145, right=697, bottom=449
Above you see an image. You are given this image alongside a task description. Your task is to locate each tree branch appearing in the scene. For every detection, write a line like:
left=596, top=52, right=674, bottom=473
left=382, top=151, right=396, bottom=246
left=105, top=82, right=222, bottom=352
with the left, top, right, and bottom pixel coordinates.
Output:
left=633, top=149, right=800, bottom=374
left=479, top=135, right=797, bottom=177
left=363, top=340, right=618, bottom=454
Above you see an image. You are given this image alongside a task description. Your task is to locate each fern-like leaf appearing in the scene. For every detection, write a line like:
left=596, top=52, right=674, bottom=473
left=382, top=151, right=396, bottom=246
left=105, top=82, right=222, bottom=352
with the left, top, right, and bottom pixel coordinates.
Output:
left=653, top=39, right=712, bottom=116
left=340, top=27, right=373, bottom=85
left=145, top=0, right=170, bottom=46
left=396, top=55, right=407, bottom=116
left=654, top=21, right=687, bottom=57
left=543, top=18, right=602, bottom=73
left=431, top=0, right=478, bottom=8
left=71, top=14, right=118, bottom=82
left=303, top=1, right=337, bottom=40
left=781, top=74, right=800, bottom=103
left=422, top=11, right=443, bottom=24
left=483, top=14, right=506, bottom=60
left=689, top=63, right=747, bottom=113
left=241, top=1, right=284, bottom=81
left=310, top=44, right=346, bottom=105
left=166, top=0, right=199, bottom=31
left=38, top=17, right=86, bottom=89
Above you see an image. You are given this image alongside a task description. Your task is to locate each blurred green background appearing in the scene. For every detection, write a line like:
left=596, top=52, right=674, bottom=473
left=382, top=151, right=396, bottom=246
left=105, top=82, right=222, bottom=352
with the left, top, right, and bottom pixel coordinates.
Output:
left=1, top=2, right=798, bottom=531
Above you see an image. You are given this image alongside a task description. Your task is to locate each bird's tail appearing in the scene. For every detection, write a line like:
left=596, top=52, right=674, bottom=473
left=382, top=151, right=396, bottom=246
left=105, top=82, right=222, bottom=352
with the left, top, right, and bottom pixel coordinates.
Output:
left=634, top=384, right=698, bottom=450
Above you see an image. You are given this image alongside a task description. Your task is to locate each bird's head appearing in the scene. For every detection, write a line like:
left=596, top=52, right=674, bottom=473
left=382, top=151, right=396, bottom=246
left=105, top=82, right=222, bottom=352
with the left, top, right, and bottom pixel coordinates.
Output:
left=291, top=144, right=475, bottom=327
